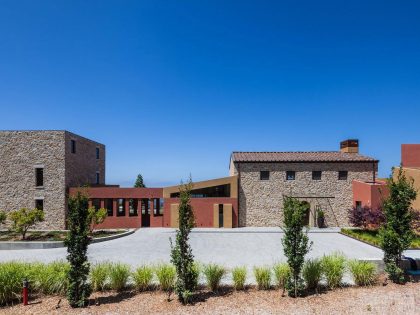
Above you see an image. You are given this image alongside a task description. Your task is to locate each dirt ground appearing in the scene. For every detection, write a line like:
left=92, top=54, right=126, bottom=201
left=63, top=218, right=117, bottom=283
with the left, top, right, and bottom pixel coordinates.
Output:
left=1, top=281, right=419, bottom=315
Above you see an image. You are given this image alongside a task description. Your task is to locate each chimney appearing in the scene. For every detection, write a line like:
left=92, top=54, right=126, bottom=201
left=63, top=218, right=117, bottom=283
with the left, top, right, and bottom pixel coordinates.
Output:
left=340, top=139, right=359, bottom=153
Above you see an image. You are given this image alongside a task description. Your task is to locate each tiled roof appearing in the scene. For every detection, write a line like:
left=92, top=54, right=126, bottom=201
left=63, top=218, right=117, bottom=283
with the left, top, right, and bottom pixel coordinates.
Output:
left=231, top=151, right=378, bottom=163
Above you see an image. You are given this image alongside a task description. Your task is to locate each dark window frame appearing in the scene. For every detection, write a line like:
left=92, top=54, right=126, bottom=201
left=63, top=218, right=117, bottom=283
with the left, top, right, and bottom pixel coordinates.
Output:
left=96, top=172, right=100, bottom=185
left=35, top=199, right=44, bottom=211
left=338, top=171, right=348, bottom=180
left=312, top=171, right=322, bottom=180
left=129, top=199, right=138, bottom=217
left=105, top=199, right=113, bottom=216
left=260, top=171, right=270, bottom=180
left=117, top=198, right=125, bottom=216
left=35, top=167, right=44, bottom=187
left=96, top=147, right=100, bottom=159
left=71, top=140, right=76, bottom=154
left=286, top=171, right=296, bottom=180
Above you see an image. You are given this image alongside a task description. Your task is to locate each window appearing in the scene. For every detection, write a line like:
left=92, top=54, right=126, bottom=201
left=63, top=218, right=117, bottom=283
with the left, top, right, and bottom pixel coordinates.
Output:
left=35, top=168, right=44, bottom=187
left=35, top=199, right=44, bottom=210
left=338, top=171, right=348, bottom=180
left=71, top=140, right=76, bottom=153
left=105, top=199, right=113, bottom=216
left=117, top=198, right=125, bottom=216
left=129, top=199, right=138, bottom=216
left=355, top=201, right=362, bottom=210
left=260, top=171, right=270, bottom=180
left=154, top=199, right=164, bottom=216
left=92, top=199, right=101, bottom=210
left=286, top=171, right=295, bottom=180
left=96, top=172, right=100, bottom=185
left=312, top=171, right=322, bottom=180
left=96, top=147, right=100, bottom=159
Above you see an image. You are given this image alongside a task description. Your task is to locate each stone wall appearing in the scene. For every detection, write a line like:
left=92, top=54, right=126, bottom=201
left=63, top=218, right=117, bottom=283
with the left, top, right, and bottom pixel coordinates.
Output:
left=236, top=162, right=376, bottom=227
left=0, top=131, right=67, bottom=229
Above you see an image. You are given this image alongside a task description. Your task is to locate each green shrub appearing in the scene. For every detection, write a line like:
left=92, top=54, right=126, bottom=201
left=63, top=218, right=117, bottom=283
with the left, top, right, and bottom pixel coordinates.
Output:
left=203, top=264, right=226, bottom=292
left=0, top=262, right=28, bottom=305
left=321, top=253, right=346, bottom=289
left=0, top=210, right=6, bottom=225
left=348, top=260, right=377, bottom=286
left=155, top=264, right=176, bottom=291
left=232, top=266, right=247, bottom=290
left=133, top=265, right=154, bottom=291
left=34, top=261, right=70, bottom=295
left=273, top=263, right=291, bottom=293
left=302, top=259, right=322, bottom=291
left=109, top=263, right=131, bottom=291
left=90, top=262, right=112, bottom=291
left=8, top=208, right=44, bottom=240
left=254, top=266, right=271, bottom=290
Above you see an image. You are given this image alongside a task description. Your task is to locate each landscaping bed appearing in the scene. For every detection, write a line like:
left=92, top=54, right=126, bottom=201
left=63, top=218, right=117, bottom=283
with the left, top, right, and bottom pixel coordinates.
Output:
left=0, top=229, right=127, bottom=242
left=341, top=228, right=420, bottom=249
left=1, top=281, right=419, bottom=315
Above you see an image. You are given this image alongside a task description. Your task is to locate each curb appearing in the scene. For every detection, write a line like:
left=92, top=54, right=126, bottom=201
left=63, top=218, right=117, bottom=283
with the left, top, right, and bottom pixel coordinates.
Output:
left=0, top=229, right=135, bottom=250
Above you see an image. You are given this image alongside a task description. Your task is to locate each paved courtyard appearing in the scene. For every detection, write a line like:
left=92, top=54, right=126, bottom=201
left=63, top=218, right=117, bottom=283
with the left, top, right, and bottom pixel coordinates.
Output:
left=2, top=228, right=419, bottom=284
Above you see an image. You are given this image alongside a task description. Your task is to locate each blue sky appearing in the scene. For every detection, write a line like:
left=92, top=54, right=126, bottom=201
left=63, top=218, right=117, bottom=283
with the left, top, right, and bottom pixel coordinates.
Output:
left=1, top=1, right=419, bottom=187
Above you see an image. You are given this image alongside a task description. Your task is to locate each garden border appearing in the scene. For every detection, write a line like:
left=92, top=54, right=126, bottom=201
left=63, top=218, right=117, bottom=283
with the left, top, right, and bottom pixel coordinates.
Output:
left=0, top=229, right=135, bottom=250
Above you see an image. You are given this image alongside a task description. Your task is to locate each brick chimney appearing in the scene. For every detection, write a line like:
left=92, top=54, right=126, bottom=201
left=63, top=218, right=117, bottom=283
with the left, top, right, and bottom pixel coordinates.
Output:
left=340, top=139, right=359, bottom=153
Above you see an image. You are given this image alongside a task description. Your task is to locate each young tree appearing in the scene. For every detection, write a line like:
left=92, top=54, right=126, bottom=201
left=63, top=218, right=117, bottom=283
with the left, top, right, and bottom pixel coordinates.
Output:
left=282, top=197, right=312, bottom=297
left=0, top=210, right=6, bottom=226
left=170, top=178, right=198, bottom=304
left=65, top=192, right=92, bottom=307
left=379, top=167, right=417, bottom=283
left=87, top=207, right=107, bottom=235
left=134, top=174, right=146, bottom=188
left=8, top=208, right=44, bottom=240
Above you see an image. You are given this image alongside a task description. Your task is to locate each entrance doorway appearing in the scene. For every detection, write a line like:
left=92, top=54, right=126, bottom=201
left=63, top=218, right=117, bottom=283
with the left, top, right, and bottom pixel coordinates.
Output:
left=141, top=199, right=150, bottom=227
left=218, top=204, right=224, bottom=228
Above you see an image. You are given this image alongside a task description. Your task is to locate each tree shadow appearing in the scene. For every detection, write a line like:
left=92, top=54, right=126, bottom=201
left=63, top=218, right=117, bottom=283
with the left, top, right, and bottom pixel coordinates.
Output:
left=191, top=286, right=234, bottom=304
left=90, top=291, right=136, bottom=306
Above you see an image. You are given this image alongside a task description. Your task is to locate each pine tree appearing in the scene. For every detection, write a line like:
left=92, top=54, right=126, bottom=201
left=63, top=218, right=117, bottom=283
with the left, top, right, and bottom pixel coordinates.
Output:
left=379, top=167, right=417, bottom=283
left=282, top=196, right=312, bottom=297
left=170, top=178, right=198, bottom=304
left=65, top=191, right=92, bottom=307
left=134, top=174, right=146, bottom=188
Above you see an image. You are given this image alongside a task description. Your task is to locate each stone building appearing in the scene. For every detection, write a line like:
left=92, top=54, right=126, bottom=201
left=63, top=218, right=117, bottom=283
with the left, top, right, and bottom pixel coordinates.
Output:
left=0, top=130, right=105, bottom=229
left=230, top=140, right=378, bottom=227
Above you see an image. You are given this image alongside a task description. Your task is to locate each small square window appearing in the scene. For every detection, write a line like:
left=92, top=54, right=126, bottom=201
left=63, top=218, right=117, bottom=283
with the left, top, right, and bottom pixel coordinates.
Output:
left=286, top=171, right=295, bottom=180
left=35, top=168, right=44, bottom=187
left=338, top=171, right=348, bottom=180
left=96, top=147, right=100, bottom=159
left=260, top=171, right=270, bottom=180
left=312, top=171, right=322, bottom=180
left=71, top=140, right=76, bottom=154
left=35, top=199, right=43, bottom=211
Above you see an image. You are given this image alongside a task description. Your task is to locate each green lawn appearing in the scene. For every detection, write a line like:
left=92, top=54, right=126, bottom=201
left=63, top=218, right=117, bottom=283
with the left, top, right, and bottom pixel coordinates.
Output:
left=341, top=228, right=420, bottom=249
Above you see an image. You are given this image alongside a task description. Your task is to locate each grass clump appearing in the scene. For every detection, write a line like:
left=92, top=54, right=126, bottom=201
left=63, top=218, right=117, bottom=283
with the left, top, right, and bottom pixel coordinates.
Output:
left=34, top=261, right=70, bottom=295
left=302, top=259, right=322, bottom=292
left=348, top=260, right=377, bottom=286
left=155, top=264, right=176, bottom=291
left=133, top=265, right=154, bottom=291
left=90, top=262, right=112, bottom=292
left=203, top=264, right=226, bottom=292
left=273, top=263, right=291, bottom=294
left=109, top=262, right=131, bottom=291
left=232, top=266, right=247, bottom=290
left=254, top=266, right=271, bottom=290
left=321, top=253, right=346, bottom=289
left=0, top=262, right=28, bottom=305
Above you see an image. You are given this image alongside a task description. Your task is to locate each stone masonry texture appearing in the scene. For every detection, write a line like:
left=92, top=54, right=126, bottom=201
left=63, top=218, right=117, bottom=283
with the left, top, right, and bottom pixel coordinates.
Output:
left=234, top=162, right=376, bottom=227
left=0, top=131, right=105, bottom=230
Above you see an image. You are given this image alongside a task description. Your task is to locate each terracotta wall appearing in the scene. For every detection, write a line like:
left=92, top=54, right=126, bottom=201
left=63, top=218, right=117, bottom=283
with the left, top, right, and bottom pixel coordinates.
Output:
left=352, top=180, right=389, bottom=209
left=401, top=144, right=420, bottom=168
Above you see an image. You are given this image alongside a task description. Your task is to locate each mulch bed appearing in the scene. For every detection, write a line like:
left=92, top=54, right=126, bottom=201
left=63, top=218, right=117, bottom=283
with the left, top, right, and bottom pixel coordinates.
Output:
left=1, top=281, right=419, bottom=314
left=0, top=230, right=126, bottom=242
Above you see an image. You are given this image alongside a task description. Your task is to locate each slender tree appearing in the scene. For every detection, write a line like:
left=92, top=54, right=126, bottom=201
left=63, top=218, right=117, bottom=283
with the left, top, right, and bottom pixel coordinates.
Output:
left=282, top=196, right=312, bottom=297
left=134, top=174, right=146, bottom=188
left=379, top=167, right=417, bottom=283
left=65, top=191, right=92, bottom=307
left=170, top=177, right=197, bottom=304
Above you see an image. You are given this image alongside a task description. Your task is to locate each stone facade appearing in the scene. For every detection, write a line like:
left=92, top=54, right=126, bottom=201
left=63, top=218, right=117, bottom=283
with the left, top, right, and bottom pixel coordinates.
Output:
left=0, top=131, right=105, bottom=229
left=233, top=162, right=376, bottom=227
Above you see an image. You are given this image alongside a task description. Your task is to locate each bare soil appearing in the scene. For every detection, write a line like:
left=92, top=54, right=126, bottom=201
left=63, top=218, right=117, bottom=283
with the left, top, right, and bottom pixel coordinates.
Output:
left=1, top=281, right=419, bottom=315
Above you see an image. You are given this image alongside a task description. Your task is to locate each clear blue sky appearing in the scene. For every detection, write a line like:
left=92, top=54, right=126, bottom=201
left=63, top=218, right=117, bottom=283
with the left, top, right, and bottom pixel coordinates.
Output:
left=1, top=1, right=419, bottom=187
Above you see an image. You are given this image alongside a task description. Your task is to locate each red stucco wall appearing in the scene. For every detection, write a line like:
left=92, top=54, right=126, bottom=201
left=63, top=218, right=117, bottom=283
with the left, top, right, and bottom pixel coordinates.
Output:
left=401, top=144, right=420, bottom=168
left=352, top=180, right=389, bottom=210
